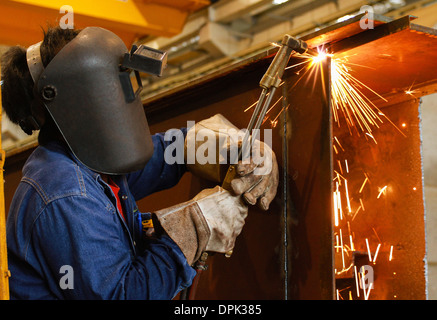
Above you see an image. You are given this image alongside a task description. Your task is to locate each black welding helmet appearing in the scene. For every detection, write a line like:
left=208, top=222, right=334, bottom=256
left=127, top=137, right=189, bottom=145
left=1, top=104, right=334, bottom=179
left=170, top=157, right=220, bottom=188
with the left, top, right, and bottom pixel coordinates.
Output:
left=26, top=27, right=167, bottom=174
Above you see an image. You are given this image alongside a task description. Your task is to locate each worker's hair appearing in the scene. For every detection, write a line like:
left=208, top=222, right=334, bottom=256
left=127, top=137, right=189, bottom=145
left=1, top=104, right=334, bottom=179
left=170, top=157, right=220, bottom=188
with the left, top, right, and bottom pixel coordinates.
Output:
left=1, top=26, right=80, bottom=143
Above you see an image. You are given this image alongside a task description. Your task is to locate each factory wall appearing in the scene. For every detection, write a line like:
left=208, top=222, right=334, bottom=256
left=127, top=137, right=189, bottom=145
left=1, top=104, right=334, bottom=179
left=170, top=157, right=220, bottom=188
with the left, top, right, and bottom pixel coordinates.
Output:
left=421, top=93, right=437, bottom=299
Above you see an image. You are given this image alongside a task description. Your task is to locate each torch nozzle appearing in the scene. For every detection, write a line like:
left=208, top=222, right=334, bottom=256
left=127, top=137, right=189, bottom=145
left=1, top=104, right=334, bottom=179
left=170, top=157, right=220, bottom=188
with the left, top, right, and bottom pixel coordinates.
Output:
left=282, top=35, right=308, bottom=54
left=279, top=35, right=319, bottom=58
left=305, top=48, right=319, bottom=57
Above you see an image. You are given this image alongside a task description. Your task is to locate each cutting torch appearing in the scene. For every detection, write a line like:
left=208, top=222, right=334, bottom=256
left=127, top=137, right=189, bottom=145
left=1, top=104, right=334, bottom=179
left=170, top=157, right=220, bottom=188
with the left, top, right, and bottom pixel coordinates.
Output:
left=222, top=34, right=313, bottom=193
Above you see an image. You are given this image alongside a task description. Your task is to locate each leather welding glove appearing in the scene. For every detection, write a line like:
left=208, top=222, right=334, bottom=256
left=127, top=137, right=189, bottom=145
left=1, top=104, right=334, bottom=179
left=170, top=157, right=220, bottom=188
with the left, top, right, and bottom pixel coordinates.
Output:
left=152, top=186, right=248, bottom=265
left=185, top=114, right=279, bottom=211
left=232, top=138, right=279, bottom=211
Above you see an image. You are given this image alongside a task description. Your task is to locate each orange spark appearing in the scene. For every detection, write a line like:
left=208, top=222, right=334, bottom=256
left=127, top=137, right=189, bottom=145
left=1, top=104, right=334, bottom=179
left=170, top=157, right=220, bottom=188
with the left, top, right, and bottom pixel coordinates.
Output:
left=359, top=177, right=368, bottom=193
left=389, top=245, right=394, bottom=261
left=377, top=185, right=388, bottom=199
left=372, top=243, right=382, bottom=264
left=366, top=238, right=372, bottom=262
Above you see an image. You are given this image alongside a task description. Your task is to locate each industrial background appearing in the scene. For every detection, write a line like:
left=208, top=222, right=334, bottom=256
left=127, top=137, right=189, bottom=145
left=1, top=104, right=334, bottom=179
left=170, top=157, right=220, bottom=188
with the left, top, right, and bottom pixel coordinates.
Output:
left=1, top=0, right=437, bottom=300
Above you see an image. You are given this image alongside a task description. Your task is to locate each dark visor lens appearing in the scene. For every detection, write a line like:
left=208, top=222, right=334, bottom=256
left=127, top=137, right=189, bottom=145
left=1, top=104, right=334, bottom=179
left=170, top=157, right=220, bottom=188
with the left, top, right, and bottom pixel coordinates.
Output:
left=119, top=69, right=142, bottom=102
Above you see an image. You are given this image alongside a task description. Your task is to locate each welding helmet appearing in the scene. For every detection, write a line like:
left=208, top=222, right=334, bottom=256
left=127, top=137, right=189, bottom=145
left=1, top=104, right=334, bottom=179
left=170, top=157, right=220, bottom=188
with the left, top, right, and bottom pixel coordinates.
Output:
left=25, top=27, right=168, bottom=174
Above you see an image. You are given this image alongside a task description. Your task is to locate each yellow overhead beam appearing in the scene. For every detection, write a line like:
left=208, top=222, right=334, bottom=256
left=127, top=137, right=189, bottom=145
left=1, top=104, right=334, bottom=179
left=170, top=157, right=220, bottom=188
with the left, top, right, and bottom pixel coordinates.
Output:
left=0, top=65, right=10, bottom=300
left=0, top=0, right=210, bottom=47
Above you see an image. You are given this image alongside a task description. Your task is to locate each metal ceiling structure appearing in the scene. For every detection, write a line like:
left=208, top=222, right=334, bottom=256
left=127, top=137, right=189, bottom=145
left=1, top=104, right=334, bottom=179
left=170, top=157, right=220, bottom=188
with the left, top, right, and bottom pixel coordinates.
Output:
left=137, top=0, right=437, bottom=100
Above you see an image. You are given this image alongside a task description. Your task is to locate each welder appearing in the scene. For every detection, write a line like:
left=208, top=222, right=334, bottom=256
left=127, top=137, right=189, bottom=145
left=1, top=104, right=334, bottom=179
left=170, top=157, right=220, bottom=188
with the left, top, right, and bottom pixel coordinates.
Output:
left=0, top=26, right=278, bottom=299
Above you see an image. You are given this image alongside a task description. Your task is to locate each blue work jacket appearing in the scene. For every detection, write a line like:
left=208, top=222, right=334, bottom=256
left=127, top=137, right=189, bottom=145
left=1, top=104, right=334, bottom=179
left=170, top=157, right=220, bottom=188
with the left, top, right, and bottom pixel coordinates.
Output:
left=6, top=130, right=196, bottom=299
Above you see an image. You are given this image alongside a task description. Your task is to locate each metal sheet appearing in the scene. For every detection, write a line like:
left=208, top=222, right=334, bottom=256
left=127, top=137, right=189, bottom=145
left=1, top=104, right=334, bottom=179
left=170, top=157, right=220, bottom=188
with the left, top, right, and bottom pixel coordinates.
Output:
left=306, top=14, right=437, bottom=102
left=142, top=55, right=285, bottom=299
left=283, top=58, right=334, bottom=300
left=302, top=13, right=393, bottom=48
left=333, top=98, right=426, bottom=300
left=333, top=24, right=437, bottom=102
left=142, top=53, right=333, bottom=299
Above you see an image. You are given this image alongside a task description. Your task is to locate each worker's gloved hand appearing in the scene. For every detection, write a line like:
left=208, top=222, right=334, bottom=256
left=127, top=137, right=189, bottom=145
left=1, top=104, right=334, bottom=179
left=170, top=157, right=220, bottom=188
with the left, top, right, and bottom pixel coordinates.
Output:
left=231, top=139, right=279, bottom=211
left=185, top=114, right=279, bottom=211
left=152, top=186, right=248, bottom=265
left=192, top=186, right=248, bottom=253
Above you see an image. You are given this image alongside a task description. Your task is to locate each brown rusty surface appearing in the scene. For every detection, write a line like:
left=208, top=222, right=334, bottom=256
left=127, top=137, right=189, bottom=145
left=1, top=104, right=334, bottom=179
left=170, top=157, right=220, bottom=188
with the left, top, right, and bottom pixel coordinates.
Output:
left=333, top=98, right=426, bottom=300
left=142, top=56, right=285, bottom=299
left=334, top=27, right=437, bottom=101
left=283, top=58, right=334, bottom=300
left=305, top=15, right=437, bottom=103
left=141, top=53, right=334, bottom=299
